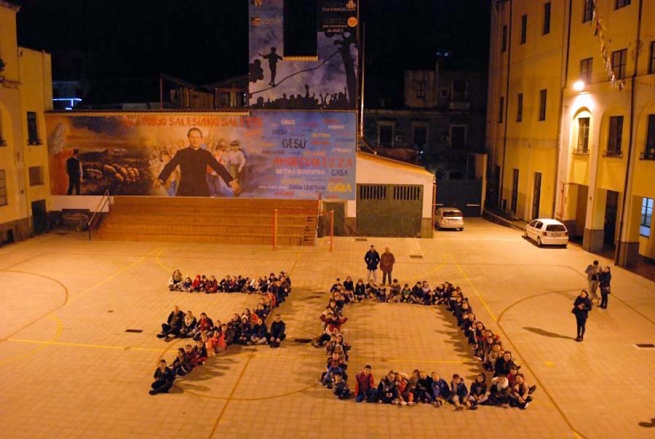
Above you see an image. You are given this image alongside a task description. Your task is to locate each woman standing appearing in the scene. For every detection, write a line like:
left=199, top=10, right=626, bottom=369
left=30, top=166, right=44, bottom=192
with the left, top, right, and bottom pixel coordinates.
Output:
left=599, top=267, right=612, bottom=309
left=573, top=290, right=593, bottom=342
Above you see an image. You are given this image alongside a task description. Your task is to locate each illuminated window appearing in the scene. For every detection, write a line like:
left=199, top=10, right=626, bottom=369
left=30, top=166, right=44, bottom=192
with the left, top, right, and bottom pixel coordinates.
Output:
left=416, top=79, right=426, bottom=99
left=539, top=89, right=547, bottom=121
left=580, top=57, right=593, bottom=83
left=640, top=198, right=653, bottom=237
left=611, top=49, right=627, bottom=79
left=543, top=2, right=551, bottom=35
left=520, top=15, right=528, bottom=44
left=577, top=117, right=590, bottom=153
left=606, top=116, right=623, bottom=157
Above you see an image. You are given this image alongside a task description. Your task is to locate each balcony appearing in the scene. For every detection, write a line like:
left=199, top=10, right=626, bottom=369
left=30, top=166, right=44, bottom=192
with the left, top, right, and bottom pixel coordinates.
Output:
left=640, top=149, right=655, bottom=161
left=572, top=148, right=589, bottom=156
left=602, top=150, right=623, bottom=158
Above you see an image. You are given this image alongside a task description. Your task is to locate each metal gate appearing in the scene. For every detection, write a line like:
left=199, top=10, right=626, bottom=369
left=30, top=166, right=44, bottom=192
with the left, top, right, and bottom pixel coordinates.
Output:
left=435, top=179, right=483, bottom=217
left=356, top=184, right=423, bottom=236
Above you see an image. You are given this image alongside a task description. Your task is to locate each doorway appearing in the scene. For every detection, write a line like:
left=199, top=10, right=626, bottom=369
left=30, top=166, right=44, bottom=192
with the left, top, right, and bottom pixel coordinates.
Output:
left=604, top=190, right=619, bottom=248
left=531, top=172, right=542, bottom=220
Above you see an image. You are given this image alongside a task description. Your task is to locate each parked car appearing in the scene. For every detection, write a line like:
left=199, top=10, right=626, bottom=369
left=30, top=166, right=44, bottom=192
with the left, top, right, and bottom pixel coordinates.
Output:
left=524, top=218, right=569, bottom=247
left=435, top=207, right=464, bottom=231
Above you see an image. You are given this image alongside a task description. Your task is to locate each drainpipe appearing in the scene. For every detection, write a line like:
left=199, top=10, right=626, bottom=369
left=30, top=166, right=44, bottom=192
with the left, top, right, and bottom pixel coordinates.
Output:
left=499, top=0, right=513, bottom=210
left=553, top=0, right=573, bottom=220
left=615, top=0, right=643, bottom=266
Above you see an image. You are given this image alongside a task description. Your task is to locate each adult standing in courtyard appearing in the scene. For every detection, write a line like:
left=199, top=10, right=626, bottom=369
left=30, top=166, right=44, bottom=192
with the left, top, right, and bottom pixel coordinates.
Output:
left=572, top=290, right=592, bottom=342
left=380, top=247, right=396, bottom=286
left=599, top=266, right=612, bottom=309
left=157, top=127, right=241, bottom=197
left=584, top=260, right=601, bottom=305
left=364, top=245, right=380, bottom=284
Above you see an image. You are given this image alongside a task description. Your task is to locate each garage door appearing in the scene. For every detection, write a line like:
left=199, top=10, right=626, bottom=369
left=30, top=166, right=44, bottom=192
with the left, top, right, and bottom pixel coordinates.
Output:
left=357, top=184, right=423, bottom=237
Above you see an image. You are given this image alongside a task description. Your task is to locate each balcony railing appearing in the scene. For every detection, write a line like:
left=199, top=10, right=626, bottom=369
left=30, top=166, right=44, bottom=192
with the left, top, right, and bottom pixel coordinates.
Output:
left=640, top=149, right=655, bottom=161
left=602, top=150, right=623, bottom=158
left=572, top=148, right=589, bottom=155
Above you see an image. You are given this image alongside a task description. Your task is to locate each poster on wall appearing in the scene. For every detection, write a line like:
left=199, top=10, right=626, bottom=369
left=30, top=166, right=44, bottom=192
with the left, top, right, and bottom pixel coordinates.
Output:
left=46, top=111, right=356, bottom=200
left=248, top=0, right=358, bottom=110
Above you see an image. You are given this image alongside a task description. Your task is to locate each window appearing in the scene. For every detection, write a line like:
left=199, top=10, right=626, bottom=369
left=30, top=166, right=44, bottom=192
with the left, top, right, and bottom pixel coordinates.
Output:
left=378, top=124, right=394, bottom=147
left=27, top=112, right=40, bottom=145
left=452, top=80, right=468, bottom=101
left=501, top=25, right=508, bottom=52
left=517, top=93, right=523, bottom=122
left=641, top=198, right=653, bottom=237
left=583, top=0, right=593, bottom=22
left=577, top=117, right=590, bottom=153
left=416, top=79, right=426, bottom=99
left=580, top=57, right=593, bottom=83
left=543, top=2, right=551, bottom=35
left=649, top=41, right=655, bottom=75
left=606, top=115, right=624, bottom=157
left=0, top=170, right=6, bottom=206
left=539, top=89, right=547, bottom=121
left=520, top=14, right=528, bottom=44
left=498, top=96, right=505, bottom=123
left=0, top=111, right=6, bottom=146
left=642, top=114, right=655, bottom=160
left=511, top=168, right=519, bottom=214
left=611, top=49, right=627, bottom=80
left=412, top=125, right=428, bottom=149
left=450, top=125, right=467, bottom=149
left=615, top=0, right=631, bottom=9
left=283, top=0, right=317, bottom=57
left=29, top=166, right=44, bottom=186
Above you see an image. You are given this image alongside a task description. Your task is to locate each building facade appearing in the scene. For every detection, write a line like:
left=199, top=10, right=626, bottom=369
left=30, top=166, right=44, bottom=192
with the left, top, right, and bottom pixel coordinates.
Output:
left=0, top=0, right=53, bottom=244
left=487, top=0, right=655, bottom=265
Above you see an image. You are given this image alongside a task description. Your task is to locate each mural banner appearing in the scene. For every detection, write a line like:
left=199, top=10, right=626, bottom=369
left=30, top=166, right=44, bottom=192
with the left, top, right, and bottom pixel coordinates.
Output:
left=46, top=111, right=356, bottom=200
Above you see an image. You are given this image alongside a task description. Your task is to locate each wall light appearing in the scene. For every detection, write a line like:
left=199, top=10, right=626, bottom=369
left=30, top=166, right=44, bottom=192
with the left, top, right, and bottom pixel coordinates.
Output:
left=573, top=80, right=585, bottom=92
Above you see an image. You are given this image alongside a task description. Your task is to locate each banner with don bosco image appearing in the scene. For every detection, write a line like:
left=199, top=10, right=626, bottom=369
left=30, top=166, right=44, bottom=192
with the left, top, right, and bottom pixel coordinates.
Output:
left=46, top=111, right=356, bottom=199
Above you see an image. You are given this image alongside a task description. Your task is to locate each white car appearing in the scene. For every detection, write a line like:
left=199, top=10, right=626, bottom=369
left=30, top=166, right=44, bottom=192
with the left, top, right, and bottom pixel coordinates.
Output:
left=435, top=207, right=464, bottom=231
left=524, top=218, right=569, bottom=247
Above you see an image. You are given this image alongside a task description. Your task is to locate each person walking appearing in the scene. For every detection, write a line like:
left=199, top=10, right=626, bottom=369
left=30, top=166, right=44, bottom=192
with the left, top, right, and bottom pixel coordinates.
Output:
left=572, top=290, right=592, bottom=342
left=599, top=266, right=612, bottom=309
left=584, top=260, right=601, bottom=305
left=364, top=245, right=380, bottom=284
left=380, top=247, right=396, bottom=285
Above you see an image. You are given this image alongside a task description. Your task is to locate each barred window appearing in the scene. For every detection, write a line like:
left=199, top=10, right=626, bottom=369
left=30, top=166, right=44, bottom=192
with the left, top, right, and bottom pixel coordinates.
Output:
left=359, top=185, right=387, bottom=200
left=393, top=186, right=421, bottom=201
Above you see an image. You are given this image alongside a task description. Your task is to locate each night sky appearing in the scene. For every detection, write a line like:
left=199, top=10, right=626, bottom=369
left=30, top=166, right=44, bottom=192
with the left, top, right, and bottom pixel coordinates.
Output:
left=15, top=0, right=489, bottom=85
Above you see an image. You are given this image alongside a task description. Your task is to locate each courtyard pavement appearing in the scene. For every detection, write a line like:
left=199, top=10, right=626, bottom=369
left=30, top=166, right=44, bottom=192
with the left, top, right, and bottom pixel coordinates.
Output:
left=0, top=218, right=653, bottom=439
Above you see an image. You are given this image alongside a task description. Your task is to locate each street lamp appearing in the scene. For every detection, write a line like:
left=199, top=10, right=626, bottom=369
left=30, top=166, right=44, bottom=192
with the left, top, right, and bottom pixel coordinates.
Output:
left=573, top=80, right=585, bottom=92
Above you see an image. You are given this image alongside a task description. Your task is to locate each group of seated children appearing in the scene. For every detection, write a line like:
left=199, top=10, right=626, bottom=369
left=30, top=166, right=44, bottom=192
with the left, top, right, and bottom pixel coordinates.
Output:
left=150, top=300, right=288, bottom=395
left=168, top=269, right=290, bottom=299
left=314, top=276, right=536, bottom=410
left=324, top=276, right=473, bottom=305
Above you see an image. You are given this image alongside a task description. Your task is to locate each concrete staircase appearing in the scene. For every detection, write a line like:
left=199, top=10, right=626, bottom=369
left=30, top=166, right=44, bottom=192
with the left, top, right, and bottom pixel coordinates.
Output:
left=94, top=197, right=318, bottom=246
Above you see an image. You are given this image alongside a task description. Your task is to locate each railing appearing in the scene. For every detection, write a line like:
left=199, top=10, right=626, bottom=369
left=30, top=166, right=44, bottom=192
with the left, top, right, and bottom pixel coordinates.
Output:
left=87, top=189, right=112, bottom=241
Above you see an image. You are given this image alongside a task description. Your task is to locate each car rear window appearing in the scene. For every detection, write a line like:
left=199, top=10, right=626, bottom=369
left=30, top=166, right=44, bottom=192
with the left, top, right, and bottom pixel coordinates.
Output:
left=443, top=211, right=462, bottom=217
left=546, top=224, right=567, bottom=232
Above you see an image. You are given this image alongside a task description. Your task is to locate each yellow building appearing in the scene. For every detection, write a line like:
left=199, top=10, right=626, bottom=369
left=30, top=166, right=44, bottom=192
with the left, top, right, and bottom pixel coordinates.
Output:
left=488, top=0, right=655, bottom=266
left=0, top=0, right=53, bottom=243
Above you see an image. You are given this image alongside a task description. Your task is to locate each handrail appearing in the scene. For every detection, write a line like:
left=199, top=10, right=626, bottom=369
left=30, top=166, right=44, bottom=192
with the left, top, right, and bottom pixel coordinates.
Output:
left=87, top=189, right=111, bottom=241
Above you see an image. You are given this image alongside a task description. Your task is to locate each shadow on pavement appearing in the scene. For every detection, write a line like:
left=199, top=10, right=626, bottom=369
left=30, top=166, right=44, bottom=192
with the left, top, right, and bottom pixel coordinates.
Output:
left=523, top=326, right=575, bottom=340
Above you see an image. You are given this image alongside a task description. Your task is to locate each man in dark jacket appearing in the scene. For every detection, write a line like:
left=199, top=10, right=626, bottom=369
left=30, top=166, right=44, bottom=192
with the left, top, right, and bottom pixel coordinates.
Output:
left=157, top=127, right=241, bottom=197
left=66, top=149, right=83, bottom=195
left=364, top=245, right=380, bottom=284
left=149, top=359, right=175, bottom=395
left=380, top=247, right=396, bottom=285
